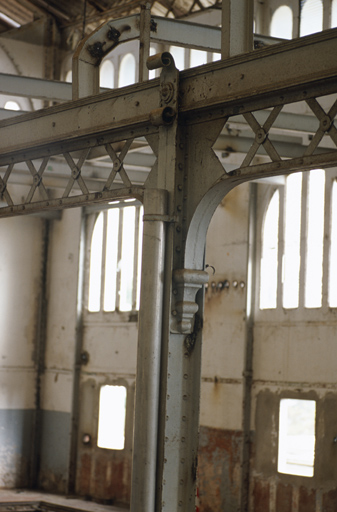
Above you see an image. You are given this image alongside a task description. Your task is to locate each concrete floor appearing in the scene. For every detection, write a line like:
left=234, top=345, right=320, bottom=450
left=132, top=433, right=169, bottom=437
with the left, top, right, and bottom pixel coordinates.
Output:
left=0, top=491, right=126, bottom=512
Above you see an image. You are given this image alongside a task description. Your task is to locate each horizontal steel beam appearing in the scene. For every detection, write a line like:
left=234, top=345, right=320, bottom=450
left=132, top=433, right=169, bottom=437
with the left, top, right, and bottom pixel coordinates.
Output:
left=0, top=30, right=336, bottom=166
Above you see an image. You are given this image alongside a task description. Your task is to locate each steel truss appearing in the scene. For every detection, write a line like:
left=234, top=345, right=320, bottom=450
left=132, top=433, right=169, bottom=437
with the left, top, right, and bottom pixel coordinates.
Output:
left=1, top=19, right=337, bottom=512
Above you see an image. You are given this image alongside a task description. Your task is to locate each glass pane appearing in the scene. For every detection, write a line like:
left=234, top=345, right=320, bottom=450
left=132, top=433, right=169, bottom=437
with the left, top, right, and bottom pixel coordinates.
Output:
left=149, top=46, right=157, bottom=80
left=278, top=399, right=316, bottom=477
left=118, top=53, right=136, bottom=87
left=119, top=206, right=136, bottom=311
left=100, top=60, right=114, bottom=88
left=88, top=212, right=104, bottom=312
left=270, top=5, right=293, bottom=39
left=300, top=0, right=323, bottom=36
left=305, top=169, right=325, bottom=308
left=329, top=181, right=337, bottom=306
left=103, top=209, right=119, bottom=312
left=97, top=385, right=127, bottom=450
left=190, top=49, right=207, bottom=68
left=168, top=45, right=185, bottom=70
left=260, top=190, right=280, bottom=309
left=65, top=70, right=72, bottom=83
left=283, top=173, right=302, bottom=308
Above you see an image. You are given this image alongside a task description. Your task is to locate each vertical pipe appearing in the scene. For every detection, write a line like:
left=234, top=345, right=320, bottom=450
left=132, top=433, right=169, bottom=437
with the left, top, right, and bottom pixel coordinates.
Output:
left=139, top=3, right=151, bottom=82
left=130, top=188, right=167, bottom=512
left=30, top=219, right=50, bottom=488
left=241, top=182, right=257, bottom=511
left=67, top=212, right=86, bottom=494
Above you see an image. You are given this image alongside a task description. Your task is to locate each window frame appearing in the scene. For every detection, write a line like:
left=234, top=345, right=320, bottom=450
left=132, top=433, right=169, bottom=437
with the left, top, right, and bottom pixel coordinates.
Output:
left=256, top=167, right=337, bottom=322
left=83, top=200, right=143, bottom=323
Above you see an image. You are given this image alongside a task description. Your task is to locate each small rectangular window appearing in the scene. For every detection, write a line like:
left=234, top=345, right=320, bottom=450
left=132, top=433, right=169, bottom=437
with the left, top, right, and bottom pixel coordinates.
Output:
left=97, top=385, right=127, bottom=450
left=278, top=398, right=316, bottom=477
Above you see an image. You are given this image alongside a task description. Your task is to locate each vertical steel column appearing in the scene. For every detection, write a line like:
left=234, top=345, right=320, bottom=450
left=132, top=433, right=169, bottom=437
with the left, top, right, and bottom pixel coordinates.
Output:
left=221, top=0, right=254, bottom=59
left=130, top=188, right=168, bottom=512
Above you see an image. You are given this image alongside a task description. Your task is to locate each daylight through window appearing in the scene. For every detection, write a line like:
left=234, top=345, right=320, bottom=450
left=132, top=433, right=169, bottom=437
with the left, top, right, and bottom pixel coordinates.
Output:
left=278, top=399, right=316, bottom=477
left=97, top=385, right=127, bottom=450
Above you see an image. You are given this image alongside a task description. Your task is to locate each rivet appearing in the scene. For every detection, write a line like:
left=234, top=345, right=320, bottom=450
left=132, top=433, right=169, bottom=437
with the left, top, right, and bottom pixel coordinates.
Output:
left=182, top=416, right=186, bottom=421
left=181, top=437, right=186, bottom=442
left=178, top=184, right=183, bottom=191
left=176, top=225, right=181, bottom=233
left=181, top=458, right=185, bottom=463
left=179, top=143, right=184, bottom=149
left=178, top=163, right=183, bottom=170
left=183, top=394, right=187, bottom=400
left=172, top=310, right=177, bottom=316
left=173, top=289, right=178, bottom=295
left=183, top=374, right=188, bottom=379
left=177, top=204, right=182, bottom=211
left=176, top=246, right=181, bottom=253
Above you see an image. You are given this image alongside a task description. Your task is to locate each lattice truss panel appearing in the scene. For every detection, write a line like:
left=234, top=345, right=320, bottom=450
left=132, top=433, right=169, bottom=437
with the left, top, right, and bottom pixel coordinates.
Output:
left=0, top=135, right=156, bottom=214
left=213, top=94, right=337, bottom=179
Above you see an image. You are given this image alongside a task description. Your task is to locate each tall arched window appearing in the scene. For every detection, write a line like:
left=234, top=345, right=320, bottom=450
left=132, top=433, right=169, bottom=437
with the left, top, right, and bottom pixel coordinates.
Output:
left=118, top=53, right=136, bottom=88
left=100, top=60, right=114, bottom=89
left=259, top=169, right=330, bottom=311
left=300, top=0, right=323, bottom=36
left=270, top=5, right=293, bottom=39
left=260, top=190, right=280, bottom=309
left=190, top=49, right=207, bottom=68
left=87, top=202, right=143, bottom=314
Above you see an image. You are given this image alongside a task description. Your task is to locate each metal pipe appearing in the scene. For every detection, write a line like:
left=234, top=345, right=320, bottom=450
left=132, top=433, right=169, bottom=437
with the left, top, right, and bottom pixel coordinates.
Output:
left=240, top=182, right=257, bottom=511
left=130, top=188, right=168, bottom=512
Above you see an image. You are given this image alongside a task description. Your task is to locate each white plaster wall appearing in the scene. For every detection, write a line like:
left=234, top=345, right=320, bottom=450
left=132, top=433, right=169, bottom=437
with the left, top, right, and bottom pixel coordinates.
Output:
left=200, top=183, right=250, bottom=431
left=0, top=215, right=43, bottom=410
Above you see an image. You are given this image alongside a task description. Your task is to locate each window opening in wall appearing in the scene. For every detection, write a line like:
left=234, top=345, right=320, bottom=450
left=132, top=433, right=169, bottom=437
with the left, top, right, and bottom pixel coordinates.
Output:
left=259, top=169, right=330, bottom=311
left=190, top=49, right=207, bottom=68
left=278, top=399, right=316, bottom=477
left=300, top=0, right=323, bottom=36
left=100, top=60, right=114, bottom=89
left=97, top=385, right=127, bottom=450
left=118, top=53, right=136, bottom=87
left=270, top=5, right=293, bottom=39
left=4, top=100, right=20, bottom=111
left=329, top=180, right=337, bottom=307
left=305, top=169, right=325, bottom=308
left=87, top=202, right=143, bottom=313
left=260, top=190, right=280, bottom=309
left=283, top=173, right=302, bottom=309
left=65, top=70, right=72, bottom=83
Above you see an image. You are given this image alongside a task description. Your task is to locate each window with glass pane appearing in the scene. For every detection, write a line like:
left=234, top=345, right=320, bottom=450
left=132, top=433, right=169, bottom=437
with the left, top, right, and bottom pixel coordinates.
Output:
left=97, top=385, right=127, bottom=450
left=260, top=190, right=280, bottom=309
left=118, top=53, right=136, bottom=87
left=283, top=173, right=302, bottom=308
left=88, top=203, right=143, bottom=313
left=305, top=169, right=325, bottom=308
left=328, top=180, right=337, bottom=307
left=300, top=0, right=323, bottom=36
left=278, top=399, right=316, bottom=477
left=270, top=5, right=293, bottom=39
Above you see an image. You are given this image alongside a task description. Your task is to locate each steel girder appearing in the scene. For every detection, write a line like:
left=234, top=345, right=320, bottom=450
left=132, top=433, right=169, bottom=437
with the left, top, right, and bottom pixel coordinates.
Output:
left=1, top=26, right=337, bottom=512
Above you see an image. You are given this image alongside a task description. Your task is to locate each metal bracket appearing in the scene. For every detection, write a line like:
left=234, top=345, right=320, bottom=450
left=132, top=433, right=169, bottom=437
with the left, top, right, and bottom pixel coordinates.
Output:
left=171, top=269, right=209, bottom=333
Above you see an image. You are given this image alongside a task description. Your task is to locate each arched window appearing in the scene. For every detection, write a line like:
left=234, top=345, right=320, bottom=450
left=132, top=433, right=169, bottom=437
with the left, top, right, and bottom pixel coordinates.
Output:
left=100, top=59, right=114, bottom=88
left=65, top=70, right=72, bottom=83
left=259, top=169, right=328, bottom=311
left=260, top=190, right=280, bottom=309
left=4, top=100, right=20, bottom=111
left=300, top=0, right=323, bottom=36
left=270, top=5, right=293, bottom=39
left=87, top=202, right=143, bottom=314
left=118, top=53, right=136, bottom=88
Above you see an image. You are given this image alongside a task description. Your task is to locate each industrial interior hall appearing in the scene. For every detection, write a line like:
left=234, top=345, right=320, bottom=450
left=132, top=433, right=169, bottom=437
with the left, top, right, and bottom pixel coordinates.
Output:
left=0, top=0, right=337, bottom=511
